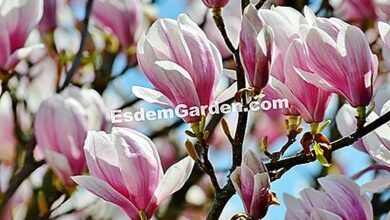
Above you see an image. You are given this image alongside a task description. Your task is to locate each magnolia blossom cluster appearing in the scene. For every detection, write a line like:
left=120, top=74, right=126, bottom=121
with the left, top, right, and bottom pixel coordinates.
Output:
left=0, top=0, right=390, bottom=220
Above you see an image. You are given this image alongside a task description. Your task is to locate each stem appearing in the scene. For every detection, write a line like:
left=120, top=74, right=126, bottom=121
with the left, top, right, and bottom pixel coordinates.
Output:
left=211, top=8, right=236, bottom=54
left=207, top=9, right=248, bottom=220
left=266, top=110, right=390, bottom=172
left=0, top=138, right=44, bottom=212
left=255, top=0, right=267, bottom=9
left=351, top=165, right=390, bottom=180
left=58, top=0, right=94, bottom=92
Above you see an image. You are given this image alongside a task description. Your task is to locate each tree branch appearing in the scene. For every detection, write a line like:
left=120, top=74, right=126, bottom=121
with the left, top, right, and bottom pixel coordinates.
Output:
left=266, top=110, right=390, bottom=172
left=58, top=0, right=94, bottom=92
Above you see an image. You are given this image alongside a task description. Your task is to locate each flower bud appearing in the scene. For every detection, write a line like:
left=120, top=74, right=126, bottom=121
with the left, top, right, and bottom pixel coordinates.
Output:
left=201, top=0, right=229, bottom=8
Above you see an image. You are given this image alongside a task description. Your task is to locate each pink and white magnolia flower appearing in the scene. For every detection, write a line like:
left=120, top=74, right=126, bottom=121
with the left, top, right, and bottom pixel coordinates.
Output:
left=335, top=104, right=366, bottom=152
left=134, top=14, right=222, bottom=123
left=270, top=39, right=332, bottom=123
left=0, top=0, right=43, bottom=71
left=362, top=100, right=390, bottom=167
left=92, top=0, right=142, bottom=53
left=284, top=175, right=373, bottom=220
left=336, top=84, right=390, bottom=161
left=201, top=0, right=229, bottom=8
left=330, top=0, right=390, bottom=21
left=231, top=150, right=272, bottom=219
left=38, top=0, right=58, bottom=34
left=330, top=0, right=377, bottom=21
left=298, top=25, right=377, bottom=107
left=378, top=21, right=390, bottom=68
left=0, top=93, right=16, bottom=164
left=72, top=127, right=195, bottom=220
left=34, top=94, right=88, bottom=186
left=62, top=86, right=110, bottom=131
left=240, top=4, right=273, bottom=91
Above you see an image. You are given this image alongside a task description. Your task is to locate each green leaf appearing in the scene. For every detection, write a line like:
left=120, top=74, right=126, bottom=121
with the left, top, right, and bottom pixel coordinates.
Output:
left=313, top=142, right=331, bottom=167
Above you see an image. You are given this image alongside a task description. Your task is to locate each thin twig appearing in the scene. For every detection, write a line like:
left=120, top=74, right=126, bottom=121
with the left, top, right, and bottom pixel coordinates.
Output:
left=255, top=0, right=267, bottom=9
left=0, top=138, right=45, bottom=212
left=58, top=0, right=94, bottom=92
left=266, top=110, right=390, bottom=172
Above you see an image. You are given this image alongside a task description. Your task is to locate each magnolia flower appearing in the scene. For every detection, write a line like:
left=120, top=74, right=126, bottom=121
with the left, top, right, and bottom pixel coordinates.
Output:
left=378, top=22, right=390, bottom=68
left=0, top=0, right=43, bottom=71
left=240, top=4, right=273, bottom=91
left=134, top=14, right=222, bottom=123
left=92, top=0, right=142, bottom=53
left=201, top=0, right=229, bottom=8
left=362, top=100, right=390, bottom=167
left=330, top=0, right=376, bottom=21
left=38, top=0, right=58, bottom=34
left=72, top=127, right=195, bottom=220
left=284, top=175, right=373, bottom=220
left=62, top=86, right=110, bottom=131
left=298, top=25, right=377, bottom=107
left=231, top=150, right=272, bottom=219
left=335, top=104, right=366, bottom=152
left=0, top=93, right=16, bottom=164
left=270, top=39, right=331, bottom=123
left=34, top=94, right=88, bottom=186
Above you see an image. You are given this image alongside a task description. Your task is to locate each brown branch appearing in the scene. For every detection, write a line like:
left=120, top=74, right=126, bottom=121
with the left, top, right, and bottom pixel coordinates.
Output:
left=211, top=9, right=237, bottom=54
left=197, top=140, right=221, bottom=191
left=0, top=138, right=44, bottom=212
left=207, top=9, right=249, bottom=220
left=266, top=110, right=390, bottom=172
left=255, top=0, right=267, bottom=9
left=58, top=0, right=94, bottom=92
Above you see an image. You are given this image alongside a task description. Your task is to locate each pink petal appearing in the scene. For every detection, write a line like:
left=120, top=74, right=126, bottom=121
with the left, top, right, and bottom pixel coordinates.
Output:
left=310, top=209, right=343, bottom=220
left=84, top=131, right=129, bottom=198
left=361, top=176, right=390, bottom=194
left=112, top=127, right=163, bottom=210
left=338, top=26, right=373, bottom=107
left=72, top=176, right=141, bottom=220
left=45, top=149, right=74, bottom=186
left=318, top=175, right=373, bottom=220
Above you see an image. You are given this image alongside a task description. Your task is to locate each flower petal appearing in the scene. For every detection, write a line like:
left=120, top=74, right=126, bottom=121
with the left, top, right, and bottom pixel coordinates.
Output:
left=72, top=176, right=140, bottom=220
left=132, top=86, right=173, bottom=108
left=153, top=156, right=194, bottom=204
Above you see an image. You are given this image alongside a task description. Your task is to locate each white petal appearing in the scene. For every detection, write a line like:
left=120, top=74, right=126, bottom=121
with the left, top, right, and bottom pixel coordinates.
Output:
left=132, top=86, right=173, bottom=108
left=361, top=176, right=390, bottom=194
left=154, top=156, right=195, bottom=203
left=310, top=209, right=343, bottom=220
left=215, top=82, right=237, bottom=103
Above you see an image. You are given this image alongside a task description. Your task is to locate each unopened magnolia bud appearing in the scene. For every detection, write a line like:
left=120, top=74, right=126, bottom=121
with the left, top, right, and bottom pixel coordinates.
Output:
left=185, top=140, right=200, bottom=162
left=203, top=0, right=229, bottom=9
left=221, top=118, right=231, bottom=136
